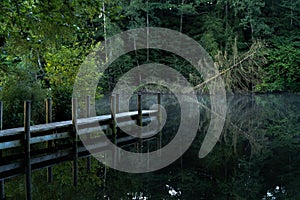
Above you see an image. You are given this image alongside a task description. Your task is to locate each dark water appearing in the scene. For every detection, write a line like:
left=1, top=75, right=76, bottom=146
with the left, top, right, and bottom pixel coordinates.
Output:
left=5, top=93, right=300, bottom=199
left=100, top=93, right=300, bottom=200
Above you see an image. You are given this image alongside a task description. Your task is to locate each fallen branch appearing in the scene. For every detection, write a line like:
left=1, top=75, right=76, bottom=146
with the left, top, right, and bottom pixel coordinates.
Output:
left=193, top=48, right=260, bottom=90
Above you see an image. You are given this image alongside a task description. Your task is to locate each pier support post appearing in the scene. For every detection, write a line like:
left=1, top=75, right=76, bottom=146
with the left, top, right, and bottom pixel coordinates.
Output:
left=156, top=93, right=162, bottom=151
left=0, top=180, right=4, bottom=200
left=0, top=101, right=5, bottom=200
left=110, top=95, right=117, bottom=167
left=86, top=96, right=91, bottom=171
left=115, top=93, right=120, bottom=113
left=137, top=92, right=142, bottom=152
left=157, top=93, right=161, bottom=119
left=72, top=98, right=78, bottom=186
left=110, top=95, right=117, bottom=143
left=0, top=101, right=2, bottom=131
left=137, top=92, right=142, bottom=126
left=45, top=98, right=53, bottom=183
left=24, top=101, right=32, bottom=200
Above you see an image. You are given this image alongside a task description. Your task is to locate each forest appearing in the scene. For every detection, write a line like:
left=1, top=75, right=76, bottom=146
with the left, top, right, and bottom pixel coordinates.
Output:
left=0, top=0, right=299, bottom=126
left=0, top=1, right=300, bottom=199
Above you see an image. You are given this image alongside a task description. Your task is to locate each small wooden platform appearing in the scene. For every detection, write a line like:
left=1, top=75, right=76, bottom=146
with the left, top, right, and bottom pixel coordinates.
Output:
left=0, top=110, right=157, bottom=149
left=0, top=110, right=158, bottom=180
left=0, top=93, right=162, bottom=200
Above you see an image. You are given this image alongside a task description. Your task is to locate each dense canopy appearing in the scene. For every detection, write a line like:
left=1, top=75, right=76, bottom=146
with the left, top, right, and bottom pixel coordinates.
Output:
left=0, top=0, right=299, bottom=125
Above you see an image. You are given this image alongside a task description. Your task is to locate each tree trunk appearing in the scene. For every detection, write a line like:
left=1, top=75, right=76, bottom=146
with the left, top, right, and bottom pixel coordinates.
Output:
left=179, top=0, right=185, bottom=33
left=146, top=0, right=149, bottom=62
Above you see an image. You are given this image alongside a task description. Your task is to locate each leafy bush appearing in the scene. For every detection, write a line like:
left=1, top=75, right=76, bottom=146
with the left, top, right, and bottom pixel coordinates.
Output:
left=50, top=85, right=72, bottom=122
left=256, top=43, right=300, bottom=92
left=0, top=79, right=47, bottom=129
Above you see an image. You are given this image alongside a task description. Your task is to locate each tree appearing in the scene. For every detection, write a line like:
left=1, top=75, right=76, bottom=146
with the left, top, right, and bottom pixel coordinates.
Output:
left=0, top=0, right=105, bottom=121
left=256, top=43, right=300, bottom=92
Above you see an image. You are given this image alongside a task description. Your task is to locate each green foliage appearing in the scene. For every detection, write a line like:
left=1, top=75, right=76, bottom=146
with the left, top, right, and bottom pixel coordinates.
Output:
left=231, top=0, right=271, bottom=38
left=44, top=46, right=83, bottom=88
left=256, top=42, right=300, bottom=92
left=1, top=0, right=299, bottom=110
left=0, top=78, right=47, bottom=128
left=50, top=85, right=72, bottom=122
left=0, top=0, right=107, bottom=124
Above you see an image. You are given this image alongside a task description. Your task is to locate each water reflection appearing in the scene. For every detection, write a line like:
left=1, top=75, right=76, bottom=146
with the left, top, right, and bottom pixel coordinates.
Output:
left=101, top=93, right=300, bottom=199
left=4, top=94, right=299, bottom=199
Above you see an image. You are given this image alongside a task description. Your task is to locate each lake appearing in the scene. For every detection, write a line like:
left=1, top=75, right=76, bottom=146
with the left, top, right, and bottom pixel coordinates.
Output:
left=4, top=93, right=300, bottom=199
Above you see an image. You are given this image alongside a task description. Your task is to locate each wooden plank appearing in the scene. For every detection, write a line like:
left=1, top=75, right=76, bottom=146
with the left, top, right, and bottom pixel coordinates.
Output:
left=80, top=141, right=109, bottom=153
left=0, top=122, right=71, bottom=137
left=77, top=115, right=156, bottom=135
left=116, top=129, right=158, bottom=144
left=0, top=132, right=70, bottom=150
left=77, top=125, right=108, bottom=136
left=0, top=125, right=159, bottom=179
left=0, top=149, right=73, bottom=175
left=0, top=140, right=22, bottom=150
left=0, top=110, right=157, bottom=137
left=0, top=162, right=21, bottom=174
left=0, top=152, right=71, bottom=180
left=0, top=128, right=23, bottom=137
left=116, top=135, right=136, bottom=144
left=0, top=120, right=155, bottom=150
left=31, top=150, right=70, bottom=165
left=30, top=132, right=70, bottom=144
left=0, top=140, right=107, bottom=179
left=0, top=111, right=158, bottom=150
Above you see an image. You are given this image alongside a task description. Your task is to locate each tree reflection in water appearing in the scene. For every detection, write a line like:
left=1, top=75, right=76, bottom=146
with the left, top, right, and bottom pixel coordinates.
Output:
left=4, top=94, right=299, bottom=199
left=101, top=94, right=300, bottom=200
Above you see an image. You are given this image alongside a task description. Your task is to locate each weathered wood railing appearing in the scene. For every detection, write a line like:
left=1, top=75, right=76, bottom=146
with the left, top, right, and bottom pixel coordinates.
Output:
left=0, top=93, right=160, bottom=200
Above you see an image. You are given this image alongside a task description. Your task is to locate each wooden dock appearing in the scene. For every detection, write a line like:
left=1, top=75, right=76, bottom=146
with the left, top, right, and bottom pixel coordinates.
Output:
left=0, top=93, right=161, bottom=200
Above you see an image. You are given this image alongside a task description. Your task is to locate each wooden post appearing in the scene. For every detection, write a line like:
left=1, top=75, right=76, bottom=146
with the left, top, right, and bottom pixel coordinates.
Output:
left=24, top=101, right=32, bottom=200
left=137, top=93, right=142, bottom=152
left=45, top=98, right=53, bottom=183
left=147, top=140, right=150, bottom=170
left=137, top=92, right=142, bottom=126
left=115, top=93, right=120, bottom=113
left=110, top=95, right=117, bottom=143
left=0, top=101, right=2, bottom=131
left=0, top=181, right=4, bottom=200
left=86, top=96, right=91, bottom=172
left=86, top=96, right=91, bottom=117
left=157, top=93, right=162, bottom=150
left=110, top=95, right=117, bottom=167
left=157, top=93, right=161, bottom=119
left=0, top=101, right=5, bottom=200
left=72, top=98, right=78, bottom=186
left=45, top=98, right=52, bottom=124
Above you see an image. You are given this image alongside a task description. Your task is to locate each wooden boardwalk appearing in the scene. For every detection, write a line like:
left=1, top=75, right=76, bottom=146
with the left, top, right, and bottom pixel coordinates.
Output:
left=0, top=93, right=161, bottom=200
